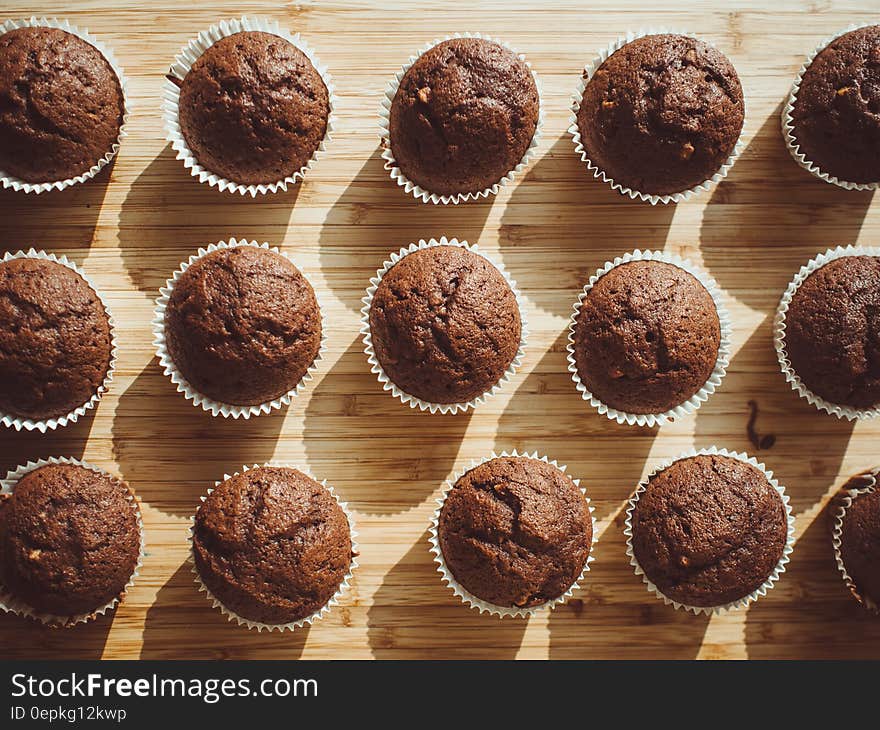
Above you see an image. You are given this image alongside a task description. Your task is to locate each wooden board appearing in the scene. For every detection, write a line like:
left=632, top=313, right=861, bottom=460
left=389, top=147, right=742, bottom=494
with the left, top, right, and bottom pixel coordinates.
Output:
left=1, top=0, right=879, bottom=660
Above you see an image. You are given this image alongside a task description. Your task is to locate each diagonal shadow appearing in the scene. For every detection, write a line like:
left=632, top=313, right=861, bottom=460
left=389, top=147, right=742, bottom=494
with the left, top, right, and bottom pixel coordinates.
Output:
left=367, top=532, right=528, bottom=659
left=699, top=104, right=875, bottom=315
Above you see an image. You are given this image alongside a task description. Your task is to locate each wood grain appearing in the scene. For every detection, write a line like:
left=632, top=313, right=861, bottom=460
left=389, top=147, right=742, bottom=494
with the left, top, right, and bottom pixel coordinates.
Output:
left=1, top=0, right=879, bottom=660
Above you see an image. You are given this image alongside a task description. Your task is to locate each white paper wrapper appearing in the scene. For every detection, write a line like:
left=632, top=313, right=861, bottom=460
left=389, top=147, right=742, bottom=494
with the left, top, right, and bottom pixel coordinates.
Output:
left=782, top=23, right=880, bottom=191
left=189, top=463, right=358, bottom=632
left=0, top=17, right=129, bottom=194
left=832, top=467, right=880, bottom=613
left=162, top=16, right=336, bottom=197
left=379, top=33, right=544, bottom=205
left=774, top=245, right=880, bottom=421
left=360, top=237, right=527, bottom=414
left=566, top=249, right=732, bottom=427
left=624, top=446, right=795, bottom=615
left=429, top=451, right=596, bottom=618
left=0, top=250, right=117, bottom=432
left=0, top=457, right=145, bottom=628
left=153, top=238, right=325, bottom=418
left=568, top=29, right=745, bottom=205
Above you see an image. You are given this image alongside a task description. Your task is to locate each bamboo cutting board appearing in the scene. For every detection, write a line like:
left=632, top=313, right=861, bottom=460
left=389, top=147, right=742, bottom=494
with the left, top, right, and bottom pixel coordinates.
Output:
left=1, top=0, right=879, bottom=660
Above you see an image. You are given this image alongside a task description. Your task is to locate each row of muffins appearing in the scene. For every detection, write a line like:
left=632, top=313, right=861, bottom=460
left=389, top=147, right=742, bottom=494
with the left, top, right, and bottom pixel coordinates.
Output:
left=1, top=240, right=877, bottom=432
left=2, top=451, right=877, bottom=629
left=2, top=18, right=880, bottom=199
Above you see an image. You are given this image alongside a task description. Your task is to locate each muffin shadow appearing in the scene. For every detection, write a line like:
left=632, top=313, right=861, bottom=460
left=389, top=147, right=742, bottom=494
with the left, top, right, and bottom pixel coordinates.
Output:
left=699, top=104, right=875, bottom=314
left=367, top=532, right=528, bottom=659
left=743, top=499, right=880, bottom=659
left=498, top=135, right=678, bottom=318
left=302, top=338, right=472, bottom=515
left=692, top=319, right=778, bottom=455
left=693, top=321, right=855, bottom=514
left=493, top=330, right=660, bottom=525
left=0, top=409, right=97, bottom=475
left=0, top=609, right=113, bottom=659
left=111, top=361, right=287, bottom=517
left=547, top=519, right=712, bottom=659
left=317, top=147, right=495, bottom=312
left=116, top=144, right=302, bottom=298
left=140, top=561, right=310, bottom=659
left=0, top=160, right=114, bottom=260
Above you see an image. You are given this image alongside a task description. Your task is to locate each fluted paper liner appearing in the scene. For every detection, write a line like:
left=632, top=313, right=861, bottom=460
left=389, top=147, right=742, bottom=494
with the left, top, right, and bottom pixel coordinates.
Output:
left=624, top=446, right=795, bottom=615
left=360, top=237, right=527, bottom=414
left=832, top=467, right=880, bottom=613
left=162, top=16, right=336, bottom=197
left=0, top=17, right=130, bottom=194
left=429, top=451, right=597, bottom=618
left=774, top=245, right=880, bottom=420
left=379, top=33, right=544, bottom=205
left=189, top=463, right=358, bottom=632
left=153, top=238, right=326, bottom=418
left=568, top=29, right=745, bottom=205
left=0, top=457, right=145, bottom=628
left=782, top=23, right=880, bottom=190
left=566, top=249, right=732, bottom=427
left=0, top=250, right=117, bottom=432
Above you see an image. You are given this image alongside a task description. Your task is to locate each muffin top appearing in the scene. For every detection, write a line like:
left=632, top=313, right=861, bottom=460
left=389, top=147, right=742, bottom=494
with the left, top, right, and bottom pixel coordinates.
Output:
left=839, top=474, right=880, bottom=607
left=438, top=456, right=592, bottom=608
left=0, top=463, right=140, bottom=618
left=192, top=466, right=353, bottom=625
left=0, top=257, right=113, bottom=421
left=784, top=255, right=880, bottom=410
left=576, top=34, right=744, bottom=195
left=164, top=246, right=322, bottom=406
left=790, top=25, right=880, bottom=184
left=631, top=454, right=788, bottom=608
left=178, top=31, right=329, bottom=185
left=368, top=245, right=521, bottom=404
left=0, top=26, right=124, bottom=182
left=388, top=37, right=539, bottom=196
left=572, top=260, right=721, bottom=415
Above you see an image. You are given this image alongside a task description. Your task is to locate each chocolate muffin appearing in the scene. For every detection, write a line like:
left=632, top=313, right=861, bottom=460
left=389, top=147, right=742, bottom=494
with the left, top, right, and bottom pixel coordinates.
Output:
left=437, top=456, right=592, bottom=609
left=572, top=259, right=721, bottom=415
left=388, top=37, right=539, bottom=196
left=164, top=246, right=322, bottom=406
left=368, top=245, right=521, bottom=405
left=630, top=454, right=788, bottom=608
left=0, top=26, right=124, bottom=182
left=177, top=31, right=329, bottom=185
left=0, top=463, right=140, bottom=619
left=576, top=34, right=744, bottom=195
left=0, top=257, right=113, bottom=421
left=790, top=26, right=880, bottom=184
left=192, top=466, right=353, bottom=625
left=838, top=473, right=880, bottom=608
left=783, top=255, right=880, bottom=410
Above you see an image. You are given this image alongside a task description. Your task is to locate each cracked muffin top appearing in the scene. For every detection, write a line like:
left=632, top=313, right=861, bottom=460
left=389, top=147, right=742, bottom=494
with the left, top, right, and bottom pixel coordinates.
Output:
left=192, top=466, right=354, bottom=625
left=838, top=471, right=880, bottom=608
left=576, top=34, right=744, bottom=195
left=438, top=456, right=592, bottom=608
left=630, top=454, right=788, bottom=608
left=177, top=31, right=329, bottom=185
left=790, top=25, right=880, bottom=184
left=388, top=37, right=539, bottom=196
left=368, top=245, right=521, bottom=405
left=0, top=26, right=124, bottom=183
left=0, top=463, right=140, bottom=619
left=164, top=246, right=322, bottom=406
left=784, top=255, right=880, bottom=411
left=0, top=257, right=113, bottom=421
left=572, top=260, right=721, bottom=415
